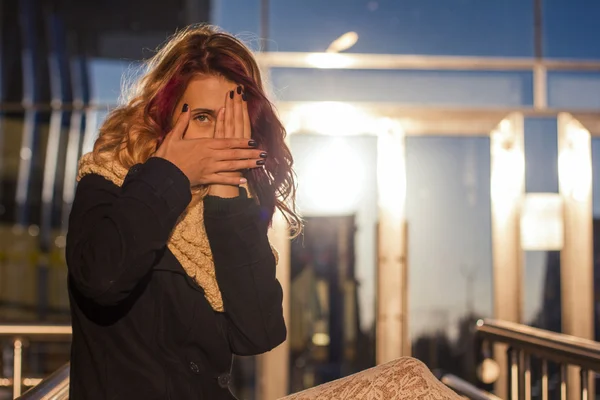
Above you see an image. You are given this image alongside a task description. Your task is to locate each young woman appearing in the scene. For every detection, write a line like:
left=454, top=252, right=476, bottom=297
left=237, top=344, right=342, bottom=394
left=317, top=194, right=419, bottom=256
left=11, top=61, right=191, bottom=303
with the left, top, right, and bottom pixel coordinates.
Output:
left=66, top=25, right=300, bottom=400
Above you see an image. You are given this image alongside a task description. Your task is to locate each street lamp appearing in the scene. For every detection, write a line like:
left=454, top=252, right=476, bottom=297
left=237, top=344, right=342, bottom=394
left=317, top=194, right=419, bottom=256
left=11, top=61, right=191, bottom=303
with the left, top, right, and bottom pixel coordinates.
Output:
left=306, top=32, right=359, bottom=69
left=326, top=31, right=359, bottom=53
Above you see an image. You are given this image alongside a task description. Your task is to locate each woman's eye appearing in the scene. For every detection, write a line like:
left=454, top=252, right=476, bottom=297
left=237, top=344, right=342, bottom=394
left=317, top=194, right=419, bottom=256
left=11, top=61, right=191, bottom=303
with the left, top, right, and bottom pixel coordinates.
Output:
left=194, top=114, right=210, bottom=122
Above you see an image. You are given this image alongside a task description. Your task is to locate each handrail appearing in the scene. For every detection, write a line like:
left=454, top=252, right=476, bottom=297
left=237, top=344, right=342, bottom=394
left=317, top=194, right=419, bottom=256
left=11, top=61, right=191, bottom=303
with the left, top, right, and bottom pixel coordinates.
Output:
left=476, top=319, right=600, bottom=400
left=440, top=373, right=502, bottom=400
left=0, top=324, right=72, bottom=399
left=476, top=319, right=600, bottom=371
left=0, top=325, right=72, bottom=337
left=16, top=364, right=70, bottom=400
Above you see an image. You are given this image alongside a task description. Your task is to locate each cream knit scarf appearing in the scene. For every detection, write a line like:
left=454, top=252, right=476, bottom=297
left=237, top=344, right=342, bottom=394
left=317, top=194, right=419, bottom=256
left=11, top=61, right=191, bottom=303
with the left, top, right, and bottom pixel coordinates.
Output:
left=77, top=152, right=231, bottom=311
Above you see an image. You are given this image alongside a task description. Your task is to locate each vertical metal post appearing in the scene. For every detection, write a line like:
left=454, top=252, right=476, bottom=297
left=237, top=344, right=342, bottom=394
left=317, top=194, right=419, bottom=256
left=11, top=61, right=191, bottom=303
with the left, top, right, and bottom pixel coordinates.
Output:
left=0, top=0, right=6, bottom=219
left=580, top=369, right=589, bottom=400
left=13, top=338, right=23, bottom=399
left=533, top=0, right=543, bottom=60
left=260, top=0, right=270, bottom=52
left=557, top=114, right=594, bottom=400
left=256, top=212, right=291, bottom=400
left=533, top=0, right=547, bottom=110
left=523, top=353, right=531, bottom=400
left=61, top=53, right=89, bottom=232
left=376, top=124, right=407, bottom=363
left=533, top=64, right=548, bottom=110
left=490, top=114, right=525, bottom=399
left=541, top=359, right=549, bottom=400
left=16, top=0, right=42, bottom=226
left=509, top=349, right=519, bottom=400
left=561, top=364, right=568, bottom=400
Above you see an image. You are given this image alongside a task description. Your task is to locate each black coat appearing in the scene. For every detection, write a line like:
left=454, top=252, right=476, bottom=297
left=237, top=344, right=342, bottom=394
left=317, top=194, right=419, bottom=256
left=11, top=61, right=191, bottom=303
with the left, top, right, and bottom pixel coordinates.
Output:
left=66, top=157, right=286, bottom=400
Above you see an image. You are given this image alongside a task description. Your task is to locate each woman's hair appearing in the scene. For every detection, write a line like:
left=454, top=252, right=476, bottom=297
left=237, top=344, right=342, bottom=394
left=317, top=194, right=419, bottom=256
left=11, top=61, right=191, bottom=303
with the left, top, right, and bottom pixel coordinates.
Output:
left=93, top=24, right=301, bottom=235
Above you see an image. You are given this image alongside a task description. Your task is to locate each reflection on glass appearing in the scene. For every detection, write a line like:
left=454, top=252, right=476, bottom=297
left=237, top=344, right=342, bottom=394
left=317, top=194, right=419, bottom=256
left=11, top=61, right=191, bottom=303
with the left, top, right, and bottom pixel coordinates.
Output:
left=405, top=136, right=493, bottom=385
left=0, top=113, right=71, bottom=397
left=289, top=216, right=374, bottom=393
left=522, top=118, right=561, bottom=334
left=288, top=134, right=377, bottom=392
left=521, top=118, right=564, bottom=399
left=524, top=251, right=561, bottom=331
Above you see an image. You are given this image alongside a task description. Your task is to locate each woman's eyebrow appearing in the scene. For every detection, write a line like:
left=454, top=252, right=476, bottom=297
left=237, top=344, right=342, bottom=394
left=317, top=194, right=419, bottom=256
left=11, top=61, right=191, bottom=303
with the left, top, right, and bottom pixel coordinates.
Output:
left=191, top=108, right=217, bottom=116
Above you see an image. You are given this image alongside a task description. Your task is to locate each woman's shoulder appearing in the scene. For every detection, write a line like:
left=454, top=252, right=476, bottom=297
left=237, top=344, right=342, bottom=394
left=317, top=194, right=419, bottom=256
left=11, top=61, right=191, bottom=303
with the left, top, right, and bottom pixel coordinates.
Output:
left=74, top=174, right=121, bottom=204
left=78, top=173, right=120, bottom=190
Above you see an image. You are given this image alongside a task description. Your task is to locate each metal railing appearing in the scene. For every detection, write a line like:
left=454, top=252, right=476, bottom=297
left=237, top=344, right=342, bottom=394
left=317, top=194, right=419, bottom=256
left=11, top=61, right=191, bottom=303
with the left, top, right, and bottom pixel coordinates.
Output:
left=476, top=319, right=600, bottom=400
left=439, top=373, right=502, bottom=400
left=15, top=363, right=69, bottom=400
left=3, top=319, right=599, bottom=400
left=0, top=325, right=72, bottom=399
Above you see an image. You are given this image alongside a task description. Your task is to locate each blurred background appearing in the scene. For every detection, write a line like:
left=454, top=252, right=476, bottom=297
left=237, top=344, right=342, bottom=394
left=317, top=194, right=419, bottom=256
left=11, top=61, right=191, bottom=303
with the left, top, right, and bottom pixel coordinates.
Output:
left=1, top=0, right=600, bottom=399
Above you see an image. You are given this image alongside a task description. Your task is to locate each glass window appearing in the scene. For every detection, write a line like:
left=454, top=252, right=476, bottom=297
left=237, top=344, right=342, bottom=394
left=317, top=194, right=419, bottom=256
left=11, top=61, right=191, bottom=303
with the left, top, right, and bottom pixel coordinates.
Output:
left=271, top=69, right=534, bottom=107
left=405, top=136, right=493, bottom=383
left=544, top=0, right=600, bottom=59
left=522, top=118, right=561, bottom=332
left=288, top=134, right=377, bottom=392
left=211, top=0, right=262, bottom=48
left=548, top=72, right=600, bottom=110
left=524, top=118, right=559, bottom=194
left=216, top=0, right=534, bottom=56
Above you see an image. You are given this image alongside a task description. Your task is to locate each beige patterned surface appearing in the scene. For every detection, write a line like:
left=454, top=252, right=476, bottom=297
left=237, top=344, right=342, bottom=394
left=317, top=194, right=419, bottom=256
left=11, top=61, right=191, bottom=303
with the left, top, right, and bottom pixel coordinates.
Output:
left=279, top=357, right=462, bottom=400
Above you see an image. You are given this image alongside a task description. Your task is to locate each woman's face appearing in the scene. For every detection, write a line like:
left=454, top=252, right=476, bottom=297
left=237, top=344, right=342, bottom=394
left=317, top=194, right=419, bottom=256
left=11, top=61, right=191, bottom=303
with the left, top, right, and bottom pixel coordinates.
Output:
left=173, top=75, right=237, bottom=139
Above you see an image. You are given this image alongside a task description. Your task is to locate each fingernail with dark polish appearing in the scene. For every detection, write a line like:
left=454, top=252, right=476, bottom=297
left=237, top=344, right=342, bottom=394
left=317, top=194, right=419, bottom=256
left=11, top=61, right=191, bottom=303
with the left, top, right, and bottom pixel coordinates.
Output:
left=182, top=103, right=188, bottom=112
left=256, top=159, right=265, bottom=166
left=242, top=93, right=247, bottom=101
left=237, top=86, right=242, bottom=95
left=229, top=91, right=234, bottom=99
left=248, top=140, right=257, bottom=147
left=260, top=152, right=268, bottom=158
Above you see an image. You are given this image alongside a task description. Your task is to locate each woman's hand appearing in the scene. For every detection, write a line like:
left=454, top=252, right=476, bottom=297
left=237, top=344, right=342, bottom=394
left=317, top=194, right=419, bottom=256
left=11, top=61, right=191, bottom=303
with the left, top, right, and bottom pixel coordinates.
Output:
left=209, top=86, right=265, bottom=198
left=153, top=102, right=265, bottom=188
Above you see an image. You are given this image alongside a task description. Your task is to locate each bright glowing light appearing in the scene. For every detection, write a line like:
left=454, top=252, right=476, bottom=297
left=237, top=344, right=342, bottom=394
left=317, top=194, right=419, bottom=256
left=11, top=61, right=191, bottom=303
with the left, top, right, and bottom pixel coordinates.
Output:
left=520, top=193, right=564, bottom=251
left=285, top=102, right=406, bottom=217
left=300, top=138, right=365, bottom=215
left=490, top=124, right=524, bottom=212
left=326, top=32, right=359, bottom=53
left=312, top=333, right=330, bottom=346
left=499, top=119, right=511, bottom=135
left=559, top=125, right=591, bottom=202
left=490, top=146, right=524, bottom=200
left=305, top=53, right=354, bottom=69
left=285, top=102, right=373, bottom=136
left=490, top=118, right=525, bottom=224
left=477, top=358, right=500, bottom=384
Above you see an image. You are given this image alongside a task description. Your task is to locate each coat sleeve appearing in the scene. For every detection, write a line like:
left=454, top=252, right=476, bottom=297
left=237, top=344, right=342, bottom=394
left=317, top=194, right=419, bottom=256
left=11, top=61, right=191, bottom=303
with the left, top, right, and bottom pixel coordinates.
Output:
left=66, top=157, right=191, bottom=306
left=203, top=193, right=286, bottom=356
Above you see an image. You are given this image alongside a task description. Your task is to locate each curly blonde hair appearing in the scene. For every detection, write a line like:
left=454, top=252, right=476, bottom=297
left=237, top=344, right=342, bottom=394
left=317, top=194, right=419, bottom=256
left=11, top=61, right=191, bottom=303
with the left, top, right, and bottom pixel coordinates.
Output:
left=92, top=24, right=301, bottom=234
